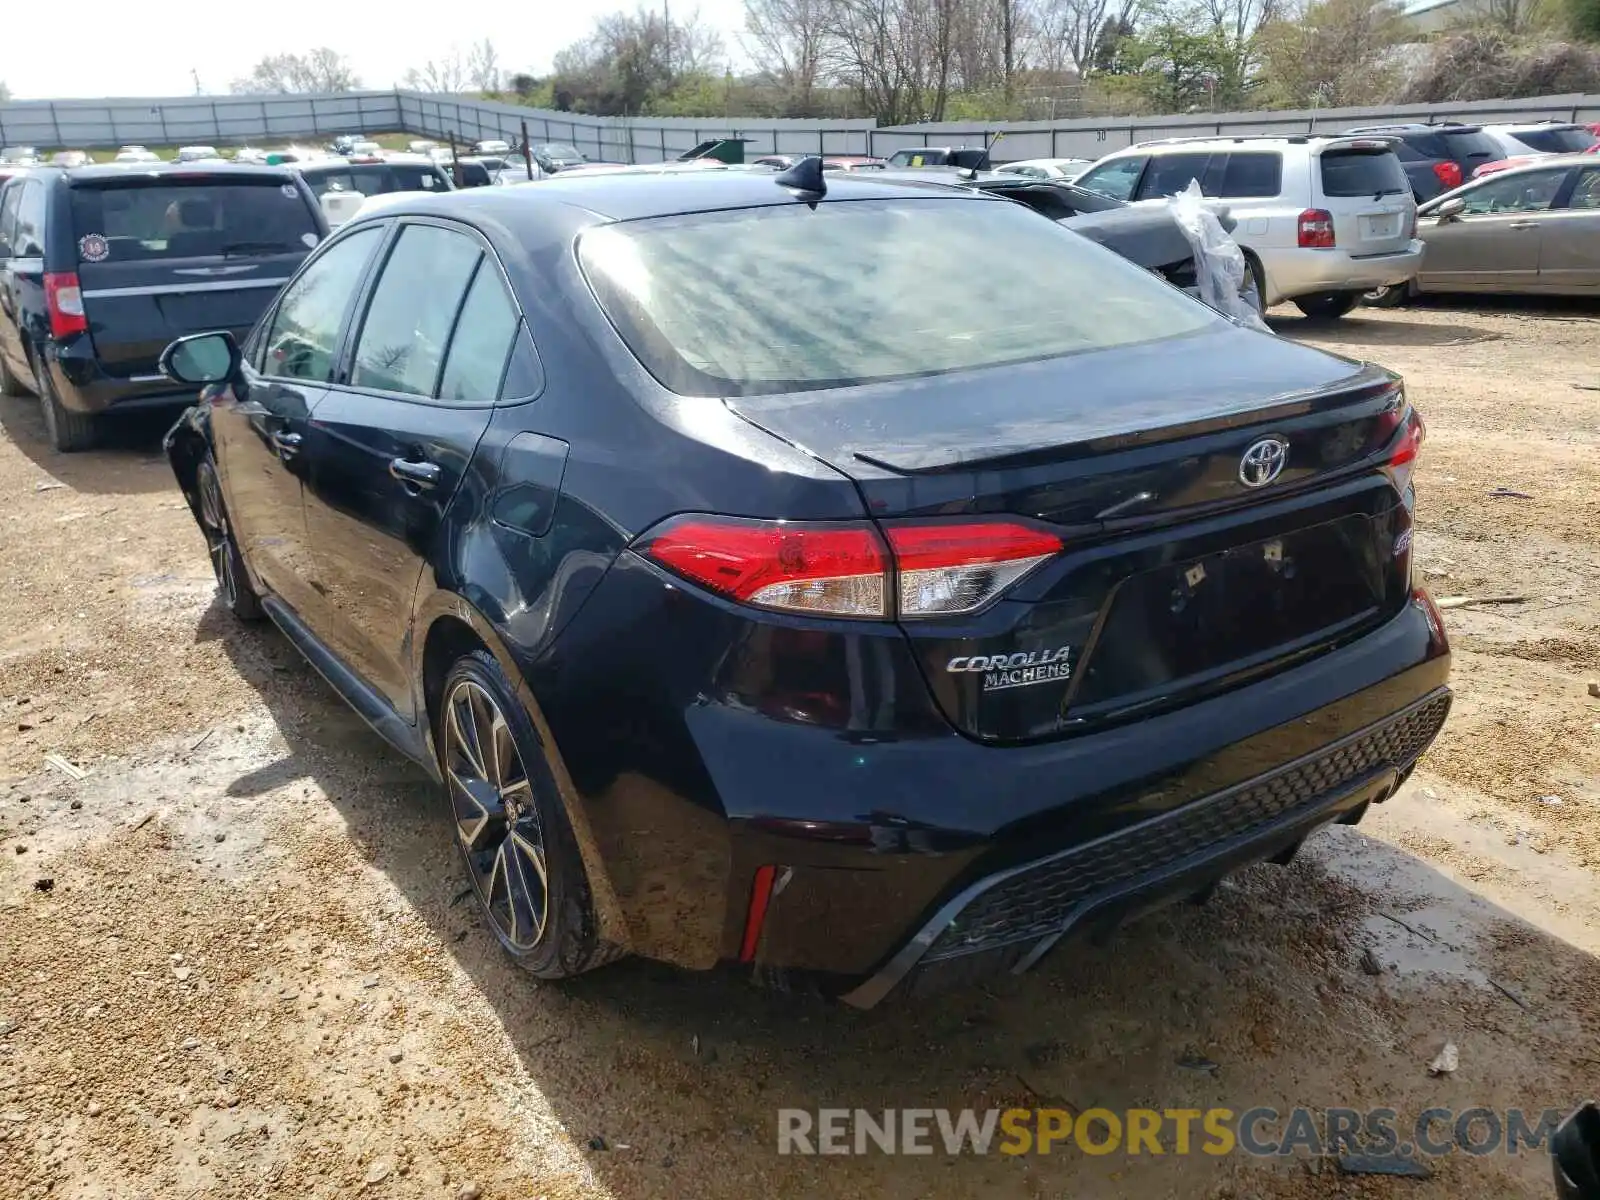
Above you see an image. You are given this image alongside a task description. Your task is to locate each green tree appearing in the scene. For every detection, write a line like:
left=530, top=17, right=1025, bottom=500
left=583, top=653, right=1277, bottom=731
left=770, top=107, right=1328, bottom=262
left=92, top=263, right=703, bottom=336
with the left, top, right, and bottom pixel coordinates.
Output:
left=1256, top=0, right=1409, bottom=107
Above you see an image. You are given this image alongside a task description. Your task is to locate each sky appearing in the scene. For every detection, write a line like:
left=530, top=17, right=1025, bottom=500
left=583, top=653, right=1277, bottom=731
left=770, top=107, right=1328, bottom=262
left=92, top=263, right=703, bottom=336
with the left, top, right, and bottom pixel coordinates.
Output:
left=1, top=0, right=750, bottom=101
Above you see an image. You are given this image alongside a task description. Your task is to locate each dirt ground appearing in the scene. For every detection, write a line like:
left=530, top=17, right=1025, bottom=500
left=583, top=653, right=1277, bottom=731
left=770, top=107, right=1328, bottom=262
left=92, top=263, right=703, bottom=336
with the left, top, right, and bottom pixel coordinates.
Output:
left=0, top=298, right=1597, bottom=1200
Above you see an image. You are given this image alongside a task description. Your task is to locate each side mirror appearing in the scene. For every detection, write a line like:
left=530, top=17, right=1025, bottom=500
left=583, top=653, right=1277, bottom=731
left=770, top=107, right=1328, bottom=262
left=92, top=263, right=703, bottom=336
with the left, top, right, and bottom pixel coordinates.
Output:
left=160, top=331, right=240, bottom=385
left=1433, top=197, right=1467, bottom=223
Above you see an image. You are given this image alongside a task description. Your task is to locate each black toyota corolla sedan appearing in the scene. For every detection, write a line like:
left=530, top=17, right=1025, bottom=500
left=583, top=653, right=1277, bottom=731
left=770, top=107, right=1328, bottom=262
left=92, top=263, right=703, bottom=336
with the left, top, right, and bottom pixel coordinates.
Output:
left=160, top=164, right=1450, bottom=1006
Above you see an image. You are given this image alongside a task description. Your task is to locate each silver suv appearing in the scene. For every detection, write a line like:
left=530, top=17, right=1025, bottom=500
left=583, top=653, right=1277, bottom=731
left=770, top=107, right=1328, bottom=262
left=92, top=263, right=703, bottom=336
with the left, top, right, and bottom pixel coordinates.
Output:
left=1075, top=135, right=1423, bottom=319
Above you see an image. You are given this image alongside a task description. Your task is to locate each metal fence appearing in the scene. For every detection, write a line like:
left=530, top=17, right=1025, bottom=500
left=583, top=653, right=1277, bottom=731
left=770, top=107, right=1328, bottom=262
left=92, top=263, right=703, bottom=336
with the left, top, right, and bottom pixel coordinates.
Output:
left=3, top=87, right=1598, bottom=163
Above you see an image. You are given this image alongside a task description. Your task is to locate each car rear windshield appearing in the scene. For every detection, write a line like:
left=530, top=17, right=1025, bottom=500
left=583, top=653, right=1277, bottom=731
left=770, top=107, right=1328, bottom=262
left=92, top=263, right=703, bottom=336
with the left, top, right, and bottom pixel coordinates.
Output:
left=68, top=179, right=318, bottom=263
left=304, top=164, right=448, bottom=197
left=579, top=198, right=1218, bottom=397
left=1438, top=128, right=1501, bottom=160
left=1512, top=126, right=1597, bottom=153
left=1319, top=149, right=1409, bottom=197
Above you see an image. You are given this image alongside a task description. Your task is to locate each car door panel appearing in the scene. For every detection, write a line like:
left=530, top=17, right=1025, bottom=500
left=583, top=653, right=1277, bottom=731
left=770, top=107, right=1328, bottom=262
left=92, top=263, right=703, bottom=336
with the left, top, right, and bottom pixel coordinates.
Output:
left=0, top=181, right=28, bottom=379
left=212, top=224, right=386, bottom=621
left=298, top=221, right=501, bottom=723
left=1419, top=168, right=1566, bottom=291
left=1536, top=168, right=1600, bottom=290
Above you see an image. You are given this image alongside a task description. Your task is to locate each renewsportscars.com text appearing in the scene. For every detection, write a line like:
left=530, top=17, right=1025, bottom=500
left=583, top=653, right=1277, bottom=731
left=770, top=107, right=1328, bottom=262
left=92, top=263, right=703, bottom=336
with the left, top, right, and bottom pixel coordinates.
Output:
left=776, top=1106, right=1566, bottom=1157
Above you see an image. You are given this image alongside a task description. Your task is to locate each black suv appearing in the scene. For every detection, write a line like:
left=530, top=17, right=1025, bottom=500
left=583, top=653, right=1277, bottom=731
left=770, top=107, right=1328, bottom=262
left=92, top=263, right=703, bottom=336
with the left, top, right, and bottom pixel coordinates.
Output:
left=1342, top=123, right=1501, bottom=201
left=0, top=163, right=325, bottom=450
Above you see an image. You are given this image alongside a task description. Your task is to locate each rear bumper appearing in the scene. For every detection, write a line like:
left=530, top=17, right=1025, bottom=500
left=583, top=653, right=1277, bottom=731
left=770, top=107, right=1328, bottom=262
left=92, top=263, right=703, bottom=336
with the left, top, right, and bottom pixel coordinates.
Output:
left=1259, top=241, right=1424, bottom=303
left=840, top=686, right=1448, bottom=1006
left=47, top=340, right=198, bottom=414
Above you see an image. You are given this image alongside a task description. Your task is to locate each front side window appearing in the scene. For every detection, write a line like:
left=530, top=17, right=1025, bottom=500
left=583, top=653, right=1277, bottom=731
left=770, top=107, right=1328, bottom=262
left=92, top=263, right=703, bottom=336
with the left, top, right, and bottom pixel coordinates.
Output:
left=351, top=224, right=481, bottom=397
left=1077, top=155, right=1149, bottom=201
left=262, top=226, right=382, bottom=382
left=1458, top=169, right=1567, bottom=215
left=579, top=198, right=1218, bottom=397
left=0, top=182, right=22, bottom=255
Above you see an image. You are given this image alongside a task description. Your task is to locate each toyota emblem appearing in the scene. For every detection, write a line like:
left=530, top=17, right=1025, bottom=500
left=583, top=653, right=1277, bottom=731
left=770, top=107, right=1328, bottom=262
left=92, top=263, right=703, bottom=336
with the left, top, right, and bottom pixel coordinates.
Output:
left=1239, top=437, right=1289, bottom=488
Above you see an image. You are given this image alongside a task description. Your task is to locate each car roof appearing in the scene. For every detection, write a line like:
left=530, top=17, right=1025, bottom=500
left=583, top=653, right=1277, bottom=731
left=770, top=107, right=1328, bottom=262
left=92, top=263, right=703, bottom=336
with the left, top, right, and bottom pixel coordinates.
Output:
left=36, top=162, right=301, bottom=183
left=1491, top=121, right=1590, bottom=132
left=1345, top=122, right=1485, bottom=134
left=1474, top=151, right=1595, bottom=171
left=363, top=169, right=990, bottom=225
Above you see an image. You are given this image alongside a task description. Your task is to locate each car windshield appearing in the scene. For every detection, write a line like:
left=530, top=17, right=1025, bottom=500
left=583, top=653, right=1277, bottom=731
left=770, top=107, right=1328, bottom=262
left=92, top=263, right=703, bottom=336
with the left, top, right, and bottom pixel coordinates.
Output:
left=68, top=180, right=318, bottom=262
left=1512, top=127, right=1596, bottom=153
left=580, top=198, right=1217, bottom=397
left=537, top=143, right=583, bottom=159
left=1320, top=149, right=1409, bottom=196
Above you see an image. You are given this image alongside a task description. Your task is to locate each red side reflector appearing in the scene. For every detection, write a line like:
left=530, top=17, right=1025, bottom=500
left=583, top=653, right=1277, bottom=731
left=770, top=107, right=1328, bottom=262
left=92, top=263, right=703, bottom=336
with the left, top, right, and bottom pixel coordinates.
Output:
left=44, top=272, right=87, bottom=338
left=739, top=865, right=778, bottom=962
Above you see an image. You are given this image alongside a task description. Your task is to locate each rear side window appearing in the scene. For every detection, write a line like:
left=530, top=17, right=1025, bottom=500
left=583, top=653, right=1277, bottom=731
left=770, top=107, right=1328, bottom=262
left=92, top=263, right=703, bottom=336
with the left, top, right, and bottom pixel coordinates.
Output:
left=1218, top=152, right=1283, bottom=198
left=14, top=181, right=46, bottom=257
left=1136, top=153, right=1212, bottom=200
left=68, top=181, right=318, bottom=262
left=0, top=182, right=23, bottom=254
left=1511, top=127, right=1596, bottom=154
left=351, top=224, right=481, bottom=397
left=1320, top=150, right=1409, bottom=197
left=263, top=226, right=381, bottom=381
left=437, top=265, right=520, bottom=402
left=579, top=198, right=1217, bottom=397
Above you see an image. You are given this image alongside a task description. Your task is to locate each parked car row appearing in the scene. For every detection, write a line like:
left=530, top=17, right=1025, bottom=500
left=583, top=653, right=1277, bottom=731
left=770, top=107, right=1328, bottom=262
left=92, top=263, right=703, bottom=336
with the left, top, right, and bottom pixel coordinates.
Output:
left=135, top=161, right=1450, bottom=1008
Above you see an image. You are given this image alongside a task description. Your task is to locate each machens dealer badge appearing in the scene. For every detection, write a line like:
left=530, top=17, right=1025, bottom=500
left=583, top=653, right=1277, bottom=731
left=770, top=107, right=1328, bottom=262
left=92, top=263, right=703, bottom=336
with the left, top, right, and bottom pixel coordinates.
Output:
left=947, top=646, right=1072, bottom=693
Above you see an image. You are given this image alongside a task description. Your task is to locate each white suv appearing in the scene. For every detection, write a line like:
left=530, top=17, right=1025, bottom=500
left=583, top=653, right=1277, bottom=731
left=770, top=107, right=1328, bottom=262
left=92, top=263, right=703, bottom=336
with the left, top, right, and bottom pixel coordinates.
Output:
left=1075, top=135, right=1423, bottom=319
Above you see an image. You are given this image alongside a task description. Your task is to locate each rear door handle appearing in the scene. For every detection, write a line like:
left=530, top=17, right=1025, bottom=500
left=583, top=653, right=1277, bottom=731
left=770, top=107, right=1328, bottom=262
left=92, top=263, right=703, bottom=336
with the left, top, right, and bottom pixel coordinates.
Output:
left=389, top=457, right=442, bottom=490
left=1508, top=220, right=1539, bottom=230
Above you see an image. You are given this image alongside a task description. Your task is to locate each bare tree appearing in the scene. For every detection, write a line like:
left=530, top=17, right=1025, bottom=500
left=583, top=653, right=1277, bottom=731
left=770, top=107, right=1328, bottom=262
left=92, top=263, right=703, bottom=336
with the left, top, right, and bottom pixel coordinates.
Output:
left=1192, top=0, right=1281, bottom=84
left=467, top=39, right=502, bottom=93
left=821, top=0, right=960, bottom=124
left=230, top=49, right=359, bottom=94
left=404, top=51, right=469, bottom=93
left=743, top=0, right=830, bottom=111
left=1032, top=0, right=1140, bottom=74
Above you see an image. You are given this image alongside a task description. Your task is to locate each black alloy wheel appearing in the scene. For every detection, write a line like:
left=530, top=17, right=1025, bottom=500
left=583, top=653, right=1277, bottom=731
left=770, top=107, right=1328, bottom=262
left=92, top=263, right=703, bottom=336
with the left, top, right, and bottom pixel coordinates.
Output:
left=437, top=650, right=623, bottom=979
left=197, top=457, right=262, bottom=620
left=444, top=677, right=550, bottom=951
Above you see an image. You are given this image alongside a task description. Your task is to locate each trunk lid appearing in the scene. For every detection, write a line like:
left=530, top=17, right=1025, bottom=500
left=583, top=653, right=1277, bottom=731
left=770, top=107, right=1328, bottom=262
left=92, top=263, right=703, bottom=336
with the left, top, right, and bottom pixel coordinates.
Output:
left=1317, top=142, right=1415, bottom=256
left=726, top=325, right=1416, bottom=744
left=67, top=174, right=320, bottom=376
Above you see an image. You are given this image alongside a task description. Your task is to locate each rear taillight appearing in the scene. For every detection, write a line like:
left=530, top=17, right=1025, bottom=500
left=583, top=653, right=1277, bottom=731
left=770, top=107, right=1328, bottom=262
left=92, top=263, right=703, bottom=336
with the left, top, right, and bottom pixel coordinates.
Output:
left=638, top=515, right=1063, bottom=619
left=1431, top=161, right=1463, bottom=191
left=885, top=522, right=1063, bottom=617
left=43, top=272, right=87, bottom=338
left=1383, top=405, right=1426, bottom=500
left=1297, top=208, right=1336, bottom=249
left=640, top=516, right=888, bottom=617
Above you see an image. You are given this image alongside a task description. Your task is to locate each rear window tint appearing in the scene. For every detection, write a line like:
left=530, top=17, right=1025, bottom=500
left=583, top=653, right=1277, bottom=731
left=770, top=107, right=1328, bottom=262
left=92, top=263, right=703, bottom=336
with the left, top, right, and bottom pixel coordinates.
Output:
left=579, top=198, right=1216, bottom=397
left=1439, top=129, right=1501, bottom=160
left=69, top=180, right=318, bottom=263
left=1320, top=150, right=1409, bottom=197
left=1219, top=152, right=1282, bottom=198
left=1512, top=127, right=1596, bottom=154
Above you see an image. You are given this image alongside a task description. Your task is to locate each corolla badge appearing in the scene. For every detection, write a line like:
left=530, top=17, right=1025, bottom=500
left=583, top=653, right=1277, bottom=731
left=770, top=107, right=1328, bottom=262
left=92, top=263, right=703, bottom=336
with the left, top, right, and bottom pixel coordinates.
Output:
left=947, top=646, right=1072, bottom=692
left=1239, top=436, right=1289, bottom=488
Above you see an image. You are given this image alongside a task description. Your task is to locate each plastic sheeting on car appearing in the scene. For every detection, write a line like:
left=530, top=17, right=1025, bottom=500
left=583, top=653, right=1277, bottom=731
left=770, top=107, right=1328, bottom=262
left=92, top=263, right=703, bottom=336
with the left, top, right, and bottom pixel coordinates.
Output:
left=1169, top=180, right=1270, bottom=333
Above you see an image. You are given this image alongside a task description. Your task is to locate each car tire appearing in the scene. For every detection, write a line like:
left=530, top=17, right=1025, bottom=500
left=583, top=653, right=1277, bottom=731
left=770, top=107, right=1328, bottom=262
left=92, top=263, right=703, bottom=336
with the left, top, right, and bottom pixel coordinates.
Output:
left=0, top=350, right=26, bottom=397
left=34, top=358, right=96, bottom=452
left=1242, top=254, right=1267, bottom=319
left=436, top=649, right=625, bottom=980
left=1293, top=292, right=1360, bottom=320
left=196, top=455, right=264, bottom=622
left=1363, top=282, right=1412, bottom=308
